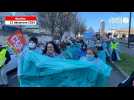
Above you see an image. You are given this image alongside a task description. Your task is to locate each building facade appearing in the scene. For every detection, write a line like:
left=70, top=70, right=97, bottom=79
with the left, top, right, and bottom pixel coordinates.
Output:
left=99, top=19, right=105, bottom=36
left=111, top=28, right=134, bottom=38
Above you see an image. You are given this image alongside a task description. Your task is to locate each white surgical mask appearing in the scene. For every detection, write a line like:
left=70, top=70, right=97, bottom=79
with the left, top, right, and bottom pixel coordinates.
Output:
left=86, top=54, right=94, bottom=58
left=86, top=55, right=95, bottom=61
left=28, top=43, right=36, bottom=49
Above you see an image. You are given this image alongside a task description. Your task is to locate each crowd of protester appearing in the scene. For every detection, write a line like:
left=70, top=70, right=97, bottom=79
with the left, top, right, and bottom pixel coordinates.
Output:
left=24, top=33, right=120, bottom=64
left=1, top=31, right=134, bottom=87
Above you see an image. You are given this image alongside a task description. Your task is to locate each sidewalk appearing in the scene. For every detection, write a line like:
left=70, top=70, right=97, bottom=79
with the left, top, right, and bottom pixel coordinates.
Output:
left=111, top=62, right=129, bottom=77
left=108, top=63, right=127, bottom=87
left=110, top=42, right=134, bottom=79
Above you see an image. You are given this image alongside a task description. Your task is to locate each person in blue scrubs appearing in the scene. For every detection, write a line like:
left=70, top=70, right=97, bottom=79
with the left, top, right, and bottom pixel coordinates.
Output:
left=80, top=47, right=98, bottom=62
left=22, top=37, right=42, bottom=54
left=18, top=36, right=42, bottom=80
left=96, top=45, right=107, bottom=63
left=80, top=47, right=112, bottom=87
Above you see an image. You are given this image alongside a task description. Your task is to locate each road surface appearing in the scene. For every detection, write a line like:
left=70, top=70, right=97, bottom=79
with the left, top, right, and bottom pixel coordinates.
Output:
left=108, top=65, right=126, bottom=87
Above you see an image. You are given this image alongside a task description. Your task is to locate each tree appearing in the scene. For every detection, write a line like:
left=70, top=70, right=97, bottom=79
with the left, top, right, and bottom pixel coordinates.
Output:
left=38, top=12, right=87, bottom=40
left=38, top=12, right=58, bottom=35
left=56, top=12, right=78, bottom=39
left=73, top=17, right=86, bottom=35
left=79, top=22, right=87, bottom=34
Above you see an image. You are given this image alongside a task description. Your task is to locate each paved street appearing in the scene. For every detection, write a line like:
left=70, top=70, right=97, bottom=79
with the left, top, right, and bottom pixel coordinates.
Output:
left=108, top=65, right=126, bottom=87
left=7, top=69, right=18, bottom=87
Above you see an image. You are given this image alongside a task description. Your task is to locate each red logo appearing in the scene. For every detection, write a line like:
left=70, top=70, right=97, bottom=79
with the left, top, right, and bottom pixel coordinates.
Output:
left=7, top=30, right=26, bottom=53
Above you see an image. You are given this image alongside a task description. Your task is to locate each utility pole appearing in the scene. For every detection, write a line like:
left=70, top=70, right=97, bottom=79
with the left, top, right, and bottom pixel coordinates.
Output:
left=128, top=12, right=132, bottom=48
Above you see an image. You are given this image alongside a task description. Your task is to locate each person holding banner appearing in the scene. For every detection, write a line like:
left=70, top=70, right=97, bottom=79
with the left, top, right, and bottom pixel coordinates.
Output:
left=38, top=42, right=45, bottom=54
left=80, top=47, right=112, bottom=87
left=61, top=42, right=82, bottom=60
left=80, top=47, right=98, bottom=63
left=17, top=36, right=42, bottom=79
left=22, top=37, right=42, bottom=54
left=18, top=47, right=112, bottom=87
left=97, top=44, right=107, bottom=63
left=43, top=41, right=61, bottom=57
left=17, top=34, right=112, bottom=87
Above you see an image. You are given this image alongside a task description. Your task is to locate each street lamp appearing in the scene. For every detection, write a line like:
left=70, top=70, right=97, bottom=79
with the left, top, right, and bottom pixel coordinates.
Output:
left=128, top=12, right=132, bottom=48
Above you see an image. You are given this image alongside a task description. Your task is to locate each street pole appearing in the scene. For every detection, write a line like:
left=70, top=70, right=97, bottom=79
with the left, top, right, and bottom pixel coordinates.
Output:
left=128, top=12, right=132, bottom=48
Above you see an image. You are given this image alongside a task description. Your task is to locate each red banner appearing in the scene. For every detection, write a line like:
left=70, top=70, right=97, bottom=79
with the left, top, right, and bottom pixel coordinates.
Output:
left=5, top=16, right=37, bottom=21
left=7, top=30, right=26, bottom=53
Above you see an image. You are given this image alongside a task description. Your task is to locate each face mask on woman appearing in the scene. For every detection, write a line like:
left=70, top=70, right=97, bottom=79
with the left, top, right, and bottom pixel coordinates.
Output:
left=86, top=55, right=95, bottom=61
left=28, top=42, right=36, bottom=49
